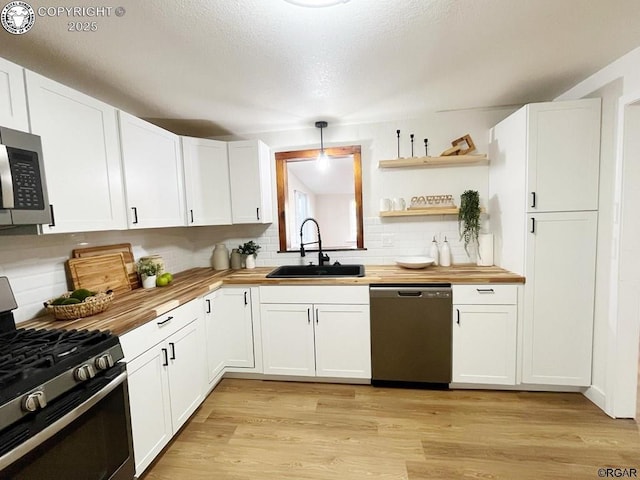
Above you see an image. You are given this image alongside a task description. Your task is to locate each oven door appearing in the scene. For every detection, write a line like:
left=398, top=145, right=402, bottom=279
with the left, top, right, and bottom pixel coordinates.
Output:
left=0, top=368, right=135, bottom=480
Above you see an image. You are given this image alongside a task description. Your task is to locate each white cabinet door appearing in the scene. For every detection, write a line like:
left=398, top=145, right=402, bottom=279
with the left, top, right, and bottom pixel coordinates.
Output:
left=182, top=136, right=232, bottom=226
left=119, top=111, right=186, bottom=228
left=228, top=140, right=272, bottom=224
left=25, top=71, right=127, bottom=233
left=218, top=287, right=255, bottom=368
left=527, top=99, right=601, bottom=212
left=166, top=320, right=204, bottom=431
left=452, top=305, right=517, bottom=385
left=522, top=211, right=597, bottom=386
left=260, top=303, right=316, bottom=376
left=126, top=343, right=172, bottom=477
left=204, top=291, right=226, bottom=384
left=0, top=57, right=28, bottom=131
left=314, top=304, right=371, bottom=379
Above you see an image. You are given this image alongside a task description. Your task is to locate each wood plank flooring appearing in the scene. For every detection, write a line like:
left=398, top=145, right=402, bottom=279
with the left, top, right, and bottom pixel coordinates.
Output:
left=142, top=379, right=640, bottom=480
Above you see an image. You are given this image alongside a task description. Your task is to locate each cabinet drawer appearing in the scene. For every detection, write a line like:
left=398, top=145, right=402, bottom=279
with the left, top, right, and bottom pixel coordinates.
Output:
left=120, top=300, right=200, bottom=361
left=453, top=285, right=518, bottom=305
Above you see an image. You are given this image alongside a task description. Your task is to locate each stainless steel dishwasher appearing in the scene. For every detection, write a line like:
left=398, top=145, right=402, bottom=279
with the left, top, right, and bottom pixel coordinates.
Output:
left=370, top=284, right=452, bottom=386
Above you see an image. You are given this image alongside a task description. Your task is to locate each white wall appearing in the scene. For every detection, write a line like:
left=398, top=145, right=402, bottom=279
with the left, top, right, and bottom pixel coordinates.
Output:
left=556, top=45, right=640, bottom=417
left=315, top=194, right=353, bottom=247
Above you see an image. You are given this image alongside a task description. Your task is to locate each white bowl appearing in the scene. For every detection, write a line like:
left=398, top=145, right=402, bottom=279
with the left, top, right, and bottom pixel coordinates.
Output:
left=395, top=256, right=435, bottom=269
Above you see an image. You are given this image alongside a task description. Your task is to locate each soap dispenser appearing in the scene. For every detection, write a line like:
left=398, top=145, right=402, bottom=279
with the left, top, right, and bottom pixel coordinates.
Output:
left=429, top=236, right=439, bottom=266
left=440, top=236, right=451, bottom=267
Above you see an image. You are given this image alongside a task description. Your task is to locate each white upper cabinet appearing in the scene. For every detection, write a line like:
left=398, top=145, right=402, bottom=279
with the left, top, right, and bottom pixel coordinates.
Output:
left=182, top=136, right=232, bottom=226
left=228, top=140, right=273, bottom=224
left=25, top=71, right=127, bottom=233
left=118, top=111, right=186, bottom=228
left=0, top=57, right=29, bottom=131
left=526, top=99, right=601, bottom=212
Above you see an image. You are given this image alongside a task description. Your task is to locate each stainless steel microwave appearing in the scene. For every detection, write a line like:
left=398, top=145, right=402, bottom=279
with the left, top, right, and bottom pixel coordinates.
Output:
left=0, top=125, right=51, bottom=232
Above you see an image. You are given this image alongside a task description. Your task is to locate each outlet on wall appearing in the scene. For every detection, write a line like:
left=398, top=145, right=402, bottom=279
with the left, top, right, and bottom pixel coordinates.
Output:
left=382, top=233, right=395, bottom=247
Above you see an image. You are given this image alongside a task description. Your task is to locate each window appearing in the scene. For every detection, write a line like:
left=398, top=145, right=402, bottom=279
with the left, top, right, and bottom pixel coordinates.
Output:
left=275, top=145, right=364, bottom=252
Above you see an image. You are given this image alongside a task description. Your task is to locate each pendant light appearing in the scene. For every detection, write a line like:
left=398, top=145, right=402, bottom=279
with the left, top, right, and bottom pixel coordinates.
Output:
left=315, top=121, right=329, bottom=170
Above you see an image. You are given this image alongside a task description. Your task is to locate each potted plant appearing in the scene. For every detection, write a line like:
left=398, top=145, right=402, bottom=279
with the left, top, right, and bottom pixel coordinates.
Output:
left=137, top=258, right=160, bottom=288
left=458, top=190, right=481, bottom=259
left=238, top=240, right=261, bottom=269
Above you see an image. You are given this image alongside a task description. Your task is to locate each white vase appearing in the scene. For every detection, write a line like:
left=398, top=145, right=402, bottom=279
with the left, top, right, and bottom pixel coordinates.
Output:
left=477, top=233, right=494, bottom=266
left=142, top=274, right=157, bottom=289
left=245, top=255, right=256, bottom=269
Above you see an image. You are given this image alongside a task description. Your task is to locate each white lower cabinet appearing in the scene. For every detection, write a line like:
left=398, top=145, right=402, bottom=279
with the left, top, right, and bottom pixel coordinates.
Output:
left=452, top=285, right=518, bottom=386
left=260, top=286, right=370, bottom=379
left=120, top=301, right=205, bottom=477
left=203, top=289, right=227, bottom=385
left=216, top=287, right=256, bottom=369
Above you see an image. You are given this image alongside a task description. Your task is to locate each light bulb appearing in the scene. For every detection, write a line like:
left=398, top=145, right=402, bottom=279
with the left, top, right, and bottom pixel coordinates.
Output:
left=317, top=151, right=329, bottom=171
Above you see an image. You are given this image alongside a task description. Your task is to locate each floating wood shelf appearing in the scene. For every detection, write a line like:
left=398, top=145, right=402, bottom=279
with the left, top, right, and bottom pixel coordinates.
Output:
left=378, top=154, right=488, bottom=169
left=380, top=207, right=485, bottom=218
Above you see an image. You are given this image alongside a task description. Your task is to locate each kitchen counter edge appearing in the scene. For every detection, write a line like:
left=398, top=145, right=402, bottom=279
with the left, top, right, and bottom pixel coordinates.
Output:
left=20, top=265, right=524, bottom=336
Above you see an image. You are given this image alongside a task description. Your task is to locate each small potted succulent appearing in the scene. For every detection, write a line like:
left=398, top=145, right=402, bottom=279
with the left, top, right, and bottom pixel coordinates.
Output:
left=238, top=240, right=261, bottom=269
left=137, top=258, right=161, bottom=288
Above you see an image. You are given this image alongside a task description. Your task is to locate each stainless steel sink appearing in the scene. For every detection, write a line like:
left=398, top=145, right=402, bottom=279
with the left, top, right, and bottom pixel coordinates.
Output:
left=266, top=264, right=365, bottom=278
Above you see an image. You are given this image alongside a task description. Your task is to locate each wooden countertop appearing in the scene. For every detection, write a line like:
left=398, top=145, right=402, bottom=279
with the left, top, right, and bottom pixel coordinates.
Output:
left=223, top=264, right=525, bottom=285
left=21, top=265, right=524, bottom=336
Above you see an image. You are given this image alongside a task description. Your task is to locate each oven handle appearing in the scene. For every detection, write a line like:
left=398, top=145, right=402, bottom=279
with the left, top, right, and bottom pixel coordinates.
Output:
left=0, top=145, right=15, bottom=209
left=0, top=371, right=127, bottom=471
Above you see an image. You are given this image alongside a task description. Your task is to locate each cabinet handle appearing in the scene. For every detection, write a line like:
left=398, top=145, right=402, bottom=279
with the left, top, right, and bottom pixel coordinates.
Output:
left=161, top=348, right=168, bottom=366
left=206, top=299, right=211, bottom=314
left=169, top=342, right=176, bottom=360
left=256, top=207, right=260, bottom=221
left=190, top=209, right=194, bottom=223
left=531, top=217, right=536, bottom=234
left=476, top=288, right=495, bottom=294
left=132, top=207, right=138, bottom=224
left=531, top=191, right=536, bottom=208
left=307, top=308, right=311, bottom=324
left=315, top=308, right=319, bottom=324
left=244, top=291, right=248, bottom=305
left=48, top=204, right=56, bottom=227
left=456, top=308, right=460, bottom=325
left=157, top=316, right=173, bottom=326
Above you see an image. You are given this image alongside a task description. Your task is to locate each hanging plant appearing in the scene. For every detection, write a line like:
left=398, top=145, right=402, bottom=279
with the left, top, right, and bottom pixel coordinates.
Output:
left=458, top=190, right=481, bottom=257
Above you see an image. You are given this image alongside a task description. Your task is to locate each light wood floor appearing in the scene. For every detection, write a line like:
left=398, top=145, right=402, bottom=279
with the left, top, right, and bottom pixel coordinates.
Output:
left=142, top=379, right=640, bottom=480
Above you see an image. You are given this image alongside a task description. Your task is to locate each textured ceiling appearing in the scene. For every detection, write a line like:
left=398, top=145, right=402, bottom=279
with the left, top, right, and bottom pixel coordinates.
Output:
left=2, top=0, right=640, bottom=136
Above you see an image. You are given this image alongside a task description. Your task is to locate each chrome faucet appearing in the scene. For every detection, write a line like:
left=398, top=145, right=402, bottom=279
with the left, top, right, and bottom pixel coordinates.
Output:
left=299, top=217, right=330, bottom=266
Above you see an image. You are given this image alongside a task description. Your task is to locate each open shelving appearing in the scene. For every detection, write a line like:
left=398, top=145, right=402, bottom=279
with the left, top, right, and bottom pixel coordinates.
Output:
left=378, top=154, right=488, bottom=169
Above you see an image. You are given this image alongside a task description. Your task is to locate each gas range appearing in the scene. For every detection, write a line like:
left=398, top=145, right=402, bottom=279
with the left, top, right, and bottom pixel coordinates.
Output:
left=0, top=272, right=134, bottom=479
left=0, top=328, right=124, bottom=434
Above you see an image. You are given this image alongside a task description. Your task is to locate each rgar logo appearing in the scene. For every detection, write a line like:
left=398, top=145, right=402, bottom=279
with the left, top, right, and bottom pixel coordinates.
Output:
left=1, top=1, right=35, bottom=35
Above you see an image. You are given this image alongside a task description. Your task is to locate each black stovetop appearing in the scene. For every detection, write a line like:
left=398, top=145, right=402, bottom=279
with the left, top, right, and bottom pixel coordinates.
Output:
left=0, top=328, right=120, bottom=405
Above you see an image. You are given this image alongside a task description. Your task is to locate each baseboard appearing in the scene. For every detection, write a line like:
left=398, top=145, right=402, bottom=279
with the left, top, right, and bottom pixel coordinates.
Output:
left=222, top=371, right=371, bottom=384
left=450, top=382, right=585, bottom=393
left=583, top=384, right=608, bottom=415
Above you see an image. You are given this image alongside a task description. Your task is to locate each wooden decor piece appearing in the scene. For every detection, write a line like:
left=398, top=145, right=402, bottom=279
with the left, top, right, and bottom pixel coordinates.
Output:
left=67, top=253, right=132, bottom=294
left=73, top=243, right=140, bottom=289
left=440, top=134, right=476, bottom=156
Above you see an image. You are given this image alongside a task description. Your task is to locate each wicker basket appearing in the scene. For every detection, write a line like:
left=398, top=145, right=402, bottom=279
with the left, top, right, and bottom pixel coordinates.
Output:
left=45, top=291, right=114, bottom=320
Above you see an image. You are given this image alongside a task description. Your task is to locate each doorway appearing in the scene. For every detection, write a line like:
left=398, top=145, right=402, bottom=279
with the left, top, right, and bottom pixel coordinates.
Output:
left=608, top=96, right=640, bottom=419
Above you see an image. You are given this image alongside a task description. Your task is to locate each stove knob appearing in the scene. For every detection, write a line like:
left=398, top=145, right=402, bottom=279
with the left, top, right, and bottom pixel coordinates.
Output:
left=94, top=353, right=114, bottom=371
left=74, top=364, right=96, bottom=382
left=22, top=390, right=47, bottom=412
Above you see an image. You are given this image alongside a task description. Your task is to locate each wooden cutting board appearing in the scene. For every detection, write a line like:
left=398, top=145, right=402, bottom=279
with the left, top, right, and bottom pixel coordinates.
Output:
left=67, top=253, right=132, bottom=294
left=73, top=243, right=140, bottom=290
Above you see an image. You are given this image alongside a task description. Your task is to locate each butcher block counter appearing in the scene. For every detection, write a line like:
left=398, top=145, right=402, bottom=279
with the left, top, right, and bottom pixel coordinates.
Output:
left=21, top=264, right=524, bottom=335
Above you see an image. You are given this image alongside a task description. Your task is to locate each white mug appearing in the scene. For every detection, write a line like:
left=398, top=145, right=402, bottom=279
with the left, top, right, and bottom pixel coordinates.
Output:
left=393, top=198, right=406, bottom=211
left=379, top=198, right=392, bottom=212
